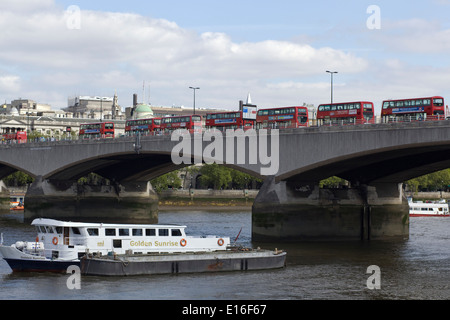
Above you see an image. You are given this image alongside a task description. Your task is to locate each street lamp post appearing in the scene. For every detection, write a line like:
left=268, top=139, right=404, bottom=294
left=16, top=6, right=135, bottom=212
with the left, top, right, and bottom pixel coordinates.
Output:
left=100, top=97, right=103, bottom=121
left=189, top=87, right=200, bottom=115
left=326, top=71, right=338, bottom=105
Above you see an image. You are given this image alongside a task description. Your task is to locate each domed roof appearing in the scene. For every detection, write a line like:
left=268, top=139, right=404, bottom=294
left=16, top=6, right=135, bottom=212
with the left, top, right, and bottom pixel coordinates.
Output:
left=134, top=103, right=153, bottom=119
left=135, top=103, right=152, bottom=112
left=9, top=107, right=19, bottom=115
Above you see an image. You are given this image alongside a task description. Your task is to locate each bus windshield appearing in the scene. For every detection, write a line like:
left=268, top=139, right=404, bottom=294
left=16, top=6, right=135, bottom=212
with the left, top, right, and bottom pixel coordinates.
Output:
left=433, top=98, right=444, bottom=106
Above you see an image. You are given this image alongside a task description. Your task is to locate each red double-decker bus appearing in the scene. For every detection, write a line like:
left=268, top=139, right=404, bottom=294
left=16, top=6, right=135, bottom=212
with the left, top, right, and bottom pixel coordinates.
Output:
left=1, top=131, right=27, bottom=144
left=79, top=122, right=115, bottom=139
left=160, top=115, right=202, bottom=133
left=125, top=118, right=161, bottom=136
left=205, top=111, right=255, bottom=131
left=381, top=96, right=445, bottom=122
left=317, top=101, right=374, bottom=125
left=256, top=106, right=309, bottom=129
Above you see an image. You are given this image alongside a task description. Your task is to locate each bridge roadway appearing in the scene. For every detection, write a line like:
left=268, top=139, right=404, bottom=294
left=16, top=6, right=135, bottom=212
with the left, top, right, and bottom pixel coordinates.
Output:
left=1, top=120, right=450, bottom=241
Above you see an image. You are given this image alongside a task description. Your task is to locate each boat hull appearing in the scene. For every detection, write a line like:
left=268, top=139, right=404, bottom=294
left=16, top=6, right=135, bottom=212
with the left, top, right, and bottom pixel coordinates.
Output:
left=409, top=214, right=450, bottom=217
left=81, top=250, right=287, bottom=276
left=3, top=258, right=80, bottom=273
left=0, top=245, right=79, bottom=273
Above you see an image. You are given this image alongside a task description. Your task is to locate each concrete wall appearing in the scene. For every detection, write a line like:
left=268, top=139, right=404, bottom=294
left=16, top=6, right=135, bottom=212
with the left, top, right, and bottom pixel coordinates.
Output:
left=252, top=178, right=409, bottom=241
left=24, top=179, right=159, bottom=223
left=158, top=189, right=258, bottom=199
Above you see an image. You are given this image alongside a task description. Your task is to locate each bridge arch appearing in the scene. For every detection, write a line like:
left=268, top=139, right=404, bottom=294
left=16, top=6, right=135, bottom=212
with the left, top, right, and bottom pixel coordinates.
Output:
left=278, top=141, right=450, bottom=185
left=43, top=149, right=264, bottom=184
left=0, top=161, right=35, bottom=180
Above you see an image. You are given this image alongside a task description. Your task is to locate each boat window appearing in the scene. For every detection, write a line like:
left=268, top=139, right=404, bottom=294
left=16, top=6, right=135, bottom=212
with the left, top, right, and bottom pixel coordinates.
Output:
left=159, top=229, right=169, bottom=236
left=45, top=226, right=54, bottom=233
left=113, top=239, right=122, bottom=248
left=132, top=229, right=143, bottom=236
left=71, top=227, right=81, bottom=235
left=119, top=228, right=129, bottom=236
left=55, top=227, right=63, bottom=234
left=36, top=226, right=46, bottom=233
left=87, top=228, right=99, bottom=236
left=105, top=228, right=116, bottom=236
left=145, top=229, right=156, bottom=236
left=171, top=229, right=182, bottom=236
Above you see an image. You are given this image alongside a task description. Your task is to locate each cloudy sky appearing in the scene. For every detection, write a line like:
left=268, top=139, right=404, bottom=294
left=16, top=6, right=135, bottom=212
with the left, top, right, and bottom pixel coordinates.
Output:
left=1, top=0, right=450, bottom=114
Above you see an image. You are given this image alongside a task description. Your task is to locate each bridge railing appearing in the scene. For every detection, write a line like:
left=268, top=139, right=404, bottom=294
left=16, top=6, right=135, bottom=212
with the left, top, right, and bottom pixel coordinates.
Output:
left=1, top=115, right=450, bottom=146
left=381, top=114, right=448, bottom=123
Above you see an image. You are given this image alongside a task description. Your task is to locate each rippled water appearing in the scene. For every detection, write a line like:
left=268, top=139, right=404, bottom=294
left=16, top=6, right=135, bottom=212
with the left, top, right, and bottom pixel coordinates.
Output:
left=1, top=211, right=449, bottom=300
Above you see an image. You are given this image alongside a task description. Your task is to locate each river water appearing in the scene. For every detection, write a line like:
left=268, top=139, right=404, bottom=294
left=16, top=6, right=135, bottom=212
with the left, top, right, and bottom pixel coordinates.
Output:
left=0, top=210, right=449, bottom=300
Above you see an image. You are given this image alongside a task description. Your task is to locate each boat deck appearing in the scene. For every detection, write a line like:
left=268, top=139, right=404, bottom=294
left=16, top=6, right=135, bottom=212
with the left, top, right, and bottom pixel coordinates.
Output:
left=81, top=248, right=286, bottom=276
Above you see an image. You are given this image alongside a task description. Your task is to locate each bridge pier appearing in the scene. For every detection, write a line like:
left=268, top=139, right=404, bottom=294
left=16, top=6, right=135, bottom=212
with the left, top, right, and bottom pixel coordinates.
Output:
left=24, top=177, right=159, bottom=223
left=252, top=177, right=409, bottom=241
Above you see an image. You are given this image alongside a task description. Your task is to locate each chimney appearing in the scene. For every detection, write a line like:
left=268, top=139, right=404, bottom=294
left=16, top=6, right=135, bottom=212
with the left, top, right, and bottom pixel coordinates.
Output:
left=133, top=94, right=138, bottom=107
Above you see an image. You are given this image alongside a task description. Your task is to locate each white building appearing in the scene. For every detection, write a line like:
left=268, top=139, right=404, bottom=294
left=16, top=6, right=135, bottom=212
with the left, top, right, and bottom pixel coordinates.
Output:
left=64, top=93, right=124, bottom=120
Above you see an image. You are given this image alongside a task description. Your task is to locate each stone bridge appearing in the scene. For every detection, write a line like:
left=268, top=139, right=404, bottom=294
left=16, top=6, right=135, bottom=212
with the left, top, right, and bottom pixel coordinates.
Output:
left=1, top=120, right=450, bottom=241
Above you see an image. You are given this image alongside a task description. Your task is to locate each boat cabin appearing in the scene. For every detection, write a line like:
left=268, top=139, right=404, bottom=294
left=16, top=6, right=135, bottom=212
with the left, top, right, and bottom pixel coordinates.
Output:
left=408, top=200, right=450, bottom=217
left=32, top=218, right=230, bottom=260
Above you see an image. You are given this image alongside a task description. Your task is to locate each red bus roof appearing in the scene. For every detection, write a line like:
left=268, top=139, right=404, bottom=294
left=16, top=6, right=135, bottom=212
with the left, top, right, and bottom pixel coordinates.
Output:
left=80, top=122, right=114, bottom=125
left=258, top=106, right=307, bottom=111
left=382, top=96, right=443, bottom=102
left=318, top=101, right=374, bottom=106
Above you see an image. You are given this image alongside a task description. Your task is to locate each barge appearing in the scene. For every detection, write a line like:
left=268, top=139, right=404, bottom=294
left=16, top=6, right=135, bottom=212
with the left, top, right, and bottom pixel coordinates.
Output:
left=80, top=248, right=287, bottom=276
left=0, top=218, right=232, bottom=272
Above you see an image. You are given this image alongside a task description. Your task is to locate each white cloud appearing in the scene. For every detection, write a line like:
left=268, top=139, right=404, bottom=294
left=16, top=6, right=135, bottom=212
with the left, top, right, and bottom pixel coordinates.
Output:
left=1, top=2, right=448, bottom=114
left=374, top=19, right=450, bottom=54
left=0, top=75, right=21, bottom=93
left=0, top=0, right=54, bottom=13
left=0, top=3, right=370, bottom=108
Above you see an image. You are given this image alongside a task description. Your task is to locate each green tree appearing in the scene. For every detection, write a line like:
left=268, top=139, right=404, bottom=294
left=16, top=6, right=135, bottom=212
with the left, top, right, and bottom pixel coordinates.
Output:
left=198, top=164, right=232, bottom=190
left=319, top=176, right=348, bottom=188
left=77, top=173, right=110, bottom=185
left=406, top=169, right=450, bottom=192
left=151, top=171, right=182, bottom=192
left=3, top=171, right=34, bottom=187
left=230, top=169, right=262, bottom=189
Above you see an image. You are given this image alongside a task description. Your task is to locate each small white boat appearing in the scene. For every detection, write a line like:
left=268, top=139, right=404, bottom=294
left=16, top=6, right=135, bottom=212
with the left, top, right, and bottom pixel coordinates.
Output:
left=10, top=194, right=25, bottom=211
left=408, top=198, right=450, bottom=217
left=0, top=218, right=231, bottom=272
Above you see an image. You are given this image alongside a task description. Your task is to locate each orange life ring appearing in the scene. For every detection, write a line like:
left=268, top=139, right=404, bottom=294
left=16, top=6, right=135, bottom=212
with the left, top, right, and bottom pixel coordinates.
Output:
left=217, top=238, right=224, bottom=246
left=52, top=237, right=58, bottom=245
left=180, top=239, right=187, bottom=247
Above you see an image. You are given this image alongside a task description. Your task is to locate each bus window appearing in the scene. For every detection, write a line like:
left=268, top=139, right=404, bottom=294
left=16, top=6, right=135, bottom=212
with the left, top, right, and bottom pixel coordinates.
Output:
left=434, top=98, right=444, bottom=106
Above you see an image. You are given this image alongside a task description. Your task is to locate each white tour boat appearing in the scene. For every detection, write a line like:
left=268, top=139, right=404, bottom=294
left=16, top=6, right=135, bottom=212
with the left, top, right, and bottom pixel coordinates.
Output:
left=408, top=198, right=450, bottom=217
left=0, top=218, right=231, bottom=272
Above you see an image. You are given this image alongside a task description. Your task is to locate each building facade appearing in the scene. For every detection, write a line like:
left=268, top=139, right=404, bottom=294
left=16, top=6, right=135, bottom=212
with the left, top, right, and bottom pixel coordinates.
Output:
left=64, top=93, right=124, bottom=120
